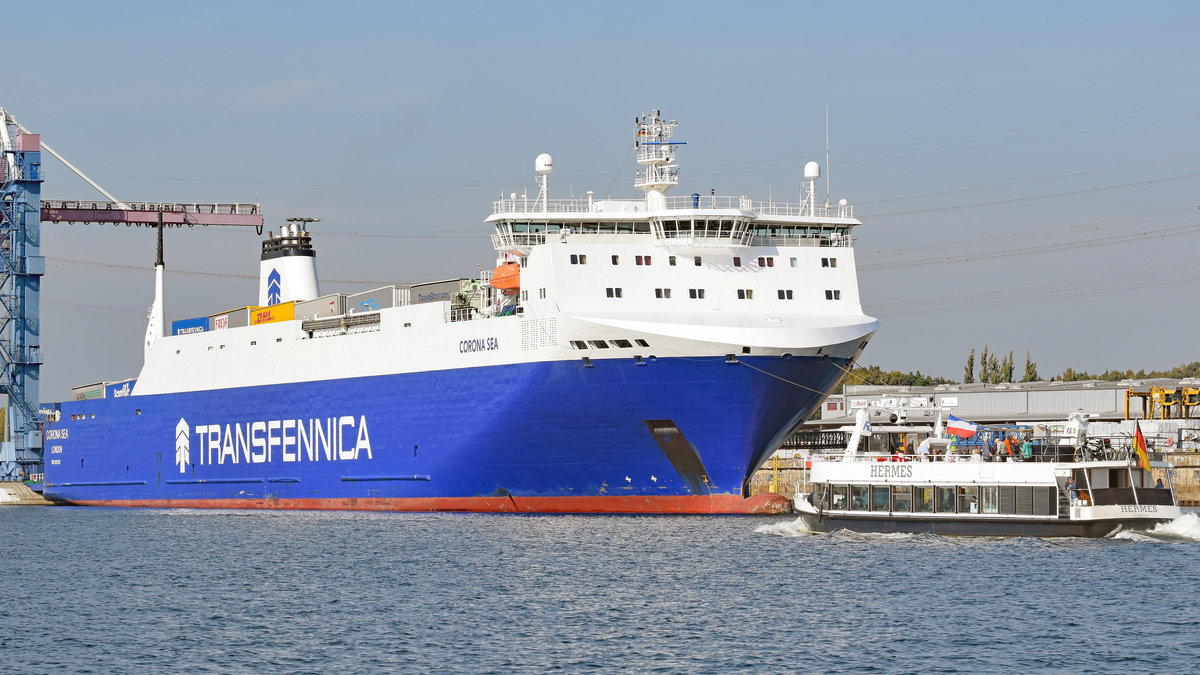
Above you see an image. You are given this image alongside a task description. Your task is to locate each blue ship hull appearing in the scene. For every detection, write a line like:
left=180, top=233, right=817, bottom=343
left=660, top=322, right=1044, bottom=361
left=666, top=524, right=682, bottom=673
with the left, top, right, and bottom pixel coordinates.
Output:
left=43, top=355, right=845, bottom=513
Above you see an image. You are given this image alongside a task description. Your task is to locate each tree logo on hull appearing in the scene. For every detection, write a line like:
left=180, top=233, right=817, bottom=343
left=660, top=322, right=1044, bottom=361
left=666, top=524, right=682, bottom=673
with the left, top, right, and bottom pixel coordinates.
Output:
left=175, top=417, right=190, bottom=473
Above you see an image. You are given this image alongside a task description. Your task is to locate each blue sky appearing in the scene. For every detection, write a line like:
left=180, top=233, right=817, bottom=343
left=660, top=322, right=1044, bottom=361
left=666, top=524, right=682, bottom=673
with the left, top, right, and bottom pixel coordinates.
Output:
left=8, top=1, right=1200, bottom=399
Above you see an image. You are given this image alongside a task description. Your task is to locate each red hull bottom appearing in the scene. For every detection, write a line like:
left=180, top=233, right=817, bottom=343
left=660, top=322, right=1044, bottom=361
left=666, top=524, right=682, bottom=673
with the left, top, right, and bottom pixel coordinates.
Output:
left=66, top=492, right=793, bottom=515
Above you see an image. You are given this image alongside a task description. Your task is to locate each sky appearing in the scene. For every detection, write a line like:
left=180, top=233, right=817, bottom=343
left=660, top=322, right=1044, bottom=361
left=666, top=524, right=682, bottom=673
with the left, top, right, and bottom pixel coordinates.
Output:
left=5, top=0, right=1200, bottom=401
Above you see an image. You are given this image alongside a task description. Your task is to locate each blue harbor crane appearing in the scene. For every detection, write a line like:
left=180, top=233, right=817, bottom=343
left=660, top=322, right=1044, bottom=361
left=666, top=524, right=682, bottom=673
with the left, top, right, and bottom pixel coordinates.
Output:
left=0, top=108, right=262, bottom=484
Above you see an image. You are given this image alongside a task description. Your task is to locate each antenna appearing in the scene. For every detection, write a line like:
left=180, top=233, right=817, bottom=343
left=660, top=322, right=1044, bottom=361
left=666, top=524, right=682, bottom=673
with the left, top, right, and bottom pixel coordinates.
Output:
left=825, top=105, right=831, bottom=205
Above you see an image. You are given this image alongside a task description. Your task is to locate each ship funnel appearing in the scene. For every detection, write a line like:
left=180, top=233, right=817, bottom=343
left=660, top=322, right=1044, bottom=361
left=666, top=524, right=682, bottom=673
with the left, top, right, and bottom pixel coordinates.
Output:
left=259, top=218, right=321, bottom=306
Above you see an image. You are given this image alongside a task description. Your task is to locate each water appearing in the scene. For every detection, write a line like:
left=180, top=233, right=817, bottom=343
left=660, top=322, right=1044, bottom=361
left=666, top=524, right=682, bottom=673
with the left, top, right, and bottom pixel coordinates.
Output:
left=3, top=508, right=1199, bottom=673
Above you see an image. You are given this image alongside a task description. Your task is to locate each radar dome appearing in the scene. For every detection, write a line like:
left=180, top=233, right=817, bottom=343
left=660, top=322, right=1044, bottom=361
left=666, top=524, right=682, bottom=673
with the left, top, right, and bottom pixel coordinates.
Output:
left=535, top=153, right=554, bottom=175
left=804, top=161, right=821, bottom=180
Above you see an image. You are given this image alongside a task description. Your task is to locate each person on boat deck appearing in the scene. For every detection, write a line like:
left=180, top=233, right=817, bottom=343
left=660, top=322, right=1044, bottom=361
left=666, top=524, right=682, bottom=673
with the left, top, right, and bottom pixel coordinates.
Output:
left=890, top=447, right=904, bottom=462
left=995, top=436, right=1005, bottom=459
left=1021, top=438, right=1034, bottom=461
left=1005, top=435, right=1017, bottom=459
left=981, top=442, right=993, bottom=462
left=1066, top=477, right=1078, bottom=501
left=1156, top=478, right=1165, bottom=489
left=917, top=437, right=931, bottom=461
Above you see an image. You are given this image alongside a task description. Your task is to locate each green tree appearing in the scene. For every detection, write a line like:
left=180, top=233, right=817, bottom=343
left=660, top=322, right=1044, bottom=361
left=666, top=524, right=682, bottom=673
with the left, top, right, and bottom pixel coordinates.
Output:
left=1022, top=351, right=1039, bottom=382
left=1002, top=350, right=1014, bottom=383
left=964, top=348, right=975, bottom=384
left=979, top=345, right=990, bottom=383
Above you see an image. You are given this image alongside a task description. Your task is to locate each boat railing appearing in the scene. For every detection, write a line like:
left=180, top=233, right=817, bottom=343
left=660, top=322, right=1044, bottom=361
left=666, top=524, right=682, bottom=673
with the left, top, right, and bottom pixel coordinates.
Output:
left=491, top=195, right=854, bottom=218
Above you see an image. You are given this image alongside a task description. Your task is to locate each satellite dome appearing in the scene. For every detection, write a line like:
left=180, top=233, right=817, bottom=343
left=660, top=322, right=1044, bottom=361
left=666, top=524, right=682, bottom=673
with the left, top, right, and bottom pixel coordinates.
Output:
left=535, top=153, right=554, bottom=175
left=804, top=161, right=821, bottom=180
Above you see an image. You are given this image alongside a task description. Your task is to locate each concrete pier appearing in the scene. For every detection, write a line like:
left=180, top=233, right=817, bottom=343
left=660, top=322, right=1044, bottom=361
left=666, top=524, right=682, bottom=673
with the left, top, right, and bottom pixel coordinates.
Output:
left=0, top=482, right=56, bottom=506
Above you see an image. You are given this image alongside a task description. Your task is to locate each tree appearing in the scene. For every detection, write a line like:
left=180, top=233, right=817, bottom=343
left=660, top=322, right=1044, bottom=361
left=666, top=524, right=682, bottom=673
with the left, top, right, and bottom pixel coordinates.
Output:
left=987, top=352, right=1001, bottom=384
left=1002, top=350, right=1014, bottom=383
left=979, top=345, right=990, bottom=383
left=1022, top=351, right=1039, bottom=382
left=964, top=348, right=975, bottom=384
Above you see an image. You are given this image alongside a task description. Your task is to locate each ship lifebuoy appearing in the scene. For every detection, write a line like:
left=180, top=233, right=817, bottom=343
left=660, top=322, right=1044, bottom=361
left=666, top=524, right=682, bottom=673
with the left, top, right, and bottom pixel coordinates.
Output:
left=1166, top=437, right=1174, bottom=447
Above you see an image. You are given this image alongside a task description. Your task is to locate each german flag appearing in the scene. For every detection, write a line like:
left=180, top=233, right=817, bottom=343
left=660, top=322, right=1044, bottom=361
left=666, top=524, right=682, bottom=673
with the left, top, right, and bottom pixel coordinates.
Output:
left=1133, top=420, right=1151, bottom=470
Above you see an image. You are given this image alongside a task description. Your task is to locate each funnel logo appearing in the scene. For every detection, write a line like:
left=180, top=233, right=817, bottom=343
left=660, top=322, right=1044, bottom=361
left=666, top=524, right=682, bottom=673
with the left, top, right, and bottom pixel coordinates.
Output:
left=175, top=417, right=190, bottom=473
left=267, top=268, right=282, bottom=305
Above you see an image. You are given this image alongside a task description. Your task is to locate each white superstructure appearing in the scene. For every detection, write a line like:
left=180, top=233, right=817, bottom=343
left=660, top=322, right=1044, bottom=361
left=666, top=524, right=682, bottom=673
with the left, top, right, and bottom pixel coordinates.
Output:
left=132, top=110, right=877, bottom=396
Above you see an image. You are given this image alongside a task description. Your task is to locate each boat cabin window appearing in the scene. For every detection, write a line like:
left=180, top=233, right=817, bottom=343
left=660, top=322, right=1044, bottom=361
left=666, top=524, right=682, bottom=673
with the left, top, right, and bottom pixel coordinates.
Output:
left=957, top=486, right=980, bottom=514
left=913, top=487, right=933, bottom=512
left=669, top=256, right=676, bottom=266
left=892, top=486, right=912, bottom=513
left=871, top=486, right=890, bottom=511
left=831, top=484, right=848, bottom=510
left=981, top=486, right=999, bottom=514
left=694, top=256, right=702, bottom=266
left=937, top=486, right=956, bottom=513
left=851, top=485, right=869, bottom=510
left=999, top=486, right=1016, bottom=514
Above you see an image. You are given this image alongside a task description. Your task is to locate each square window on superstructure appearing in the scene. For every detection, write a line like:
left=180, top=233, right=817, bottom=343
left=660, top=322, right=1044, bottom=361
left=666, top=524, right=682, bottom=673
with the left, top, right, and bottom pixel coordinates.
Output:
left=777, top=290, right=786, bottom=300
left=694, top=256, right=702, bottom=266
left=636, top=255, right=644, bottom=265
left=689, top=289, right=697, bottom=299
left=738, top=289, right=746, bottom=300
left=588, top=340, right=610, bottom=349
left=662, top=288, right=670, bottom=299
left=834, top=290, right=841, bottom=300
left=615, top=288, right=623, bottom=298
left=655, top=288, right=663, bottom=299
left=757, top=257, right=765, bottom=267
left=579, top=254, right=587, bottom=264
left=520, top=257, right=528, bottom=268
left=786, top=289, right=793, bottom=299
left=822, top=257, right=829, bottom=267
left=612, top=255, right=619, bottom=265
left=825, top=290, right=833, bottom=300
left=571, top=340, right=587, bottom=349
left=606, top=288, right=615, bottom=298
left=613, top=339, right=633, bottom=348
left=635, top=339, right=649, bottom=347
left=830, top=258, right=837, bottom=268
left=767, top=257, right=774, bottom=268
left=790, top=257, right=797, bottom=268
left=570, top=254, right=578, bottom=264
left=746, top=289, right=753, bottom=299
left=669, top=256, right=676, bottom=266
left=644, top=255, right=651, bottom=266
left=733, top=257, right=741, bottom=267
left=697, top=289, right=705, bottom=299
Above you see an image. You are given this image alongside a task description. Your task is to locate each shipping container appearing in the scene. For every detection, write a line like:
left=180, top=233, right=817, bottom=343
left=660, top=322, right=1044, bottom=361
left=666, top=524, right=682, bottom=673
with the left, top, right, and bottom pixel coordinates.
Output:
left=171, top=316, right=209, bottom=335
left=295, top=293, right=345, bottom=320
left=347, top=286, right=398, bottom=313
left=250, top=302, right=296, bottom=326
left=105, top=379, right=136, bottom=398
left=71, top=382, right=105, bottom=401
left=209, top=306, right=255, bottom=330
left=408, top=279, right=466, bottom=305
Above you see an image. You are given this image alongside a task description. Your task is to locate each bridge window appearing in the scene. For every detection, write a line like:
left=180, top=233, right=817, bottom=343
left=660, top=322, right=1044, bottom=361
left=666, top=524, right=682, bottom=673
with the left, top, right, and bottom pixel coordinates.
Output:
left=689, top=288, right=706, bottom=299
left=605, top=287, right=623, bottom=298
left=736, top=289, right=754, bottom=300
left=778, top=290, right=793, bottom=300
left=825, top=290, right=841, bottom=300
left=634, top=339, right=649, bottom=347
left=611, top=255, right=620, bottom=265
left=822, top=257, right=838, bottom=268
left=587, top=340, right=610, bottom=349
left=570, top=340, right=587, bottom=349
left=612, top=339, right=633, bottom=348
left=654, top=288, right=671, bottom=299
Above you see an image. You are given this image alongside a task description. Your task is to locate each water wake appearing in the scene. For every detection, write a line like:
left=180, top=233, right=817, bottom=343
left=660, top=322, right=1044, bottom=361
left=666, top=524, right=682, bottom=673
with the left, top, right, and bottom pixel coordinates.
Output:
left=754, top=517, right=815, bottom=537
left=1111, top=512, right=1200, bottom=542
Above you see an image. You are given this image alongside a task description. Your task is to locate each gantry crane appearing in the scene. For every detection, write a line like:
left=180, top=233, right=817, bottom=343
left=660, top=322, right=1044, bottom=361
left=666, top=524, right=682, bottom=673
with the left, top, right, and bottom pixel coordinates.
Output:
left=0, top=108, right=262, bottom=481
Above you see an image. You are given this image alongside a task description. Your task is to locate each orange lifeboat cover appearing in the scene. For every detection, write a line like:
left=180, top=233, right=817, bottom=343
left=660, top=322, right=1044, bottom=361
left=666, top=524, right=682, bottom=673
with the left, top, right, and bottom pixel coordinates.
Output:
left=492, top=262, right=520, bottom=294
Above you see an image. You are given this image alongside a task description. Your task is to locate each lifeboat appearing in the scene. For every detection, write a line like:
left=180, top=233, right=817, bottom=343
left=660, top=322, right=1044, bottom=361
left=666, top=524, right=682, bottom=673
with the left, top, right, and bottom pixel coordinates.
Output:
left=491, top=262, right=520, bottom=295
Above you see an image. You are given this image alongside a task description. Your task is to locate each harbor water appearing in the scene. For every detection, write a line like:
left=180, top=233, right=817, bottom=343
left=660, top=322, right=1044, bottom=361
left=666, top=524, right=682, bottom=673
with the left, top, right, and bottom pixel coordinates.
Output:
left=3, top=507, right=1199, bottom=673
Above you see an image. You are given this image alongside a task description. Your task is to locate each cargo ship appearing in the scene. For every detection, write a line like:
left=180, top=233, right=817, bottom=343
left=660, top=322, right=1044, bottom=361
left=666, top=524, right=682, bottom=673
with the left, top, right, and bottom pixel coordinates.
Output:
left=42, top=111, right=878, bottom=513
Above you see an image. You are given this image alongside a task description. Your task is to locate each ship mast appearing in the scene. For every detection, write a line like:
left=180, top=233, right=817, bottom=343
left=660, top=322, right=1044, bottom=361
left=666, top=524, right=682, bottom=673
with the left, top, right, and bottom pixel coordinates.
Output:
left=634, top=110, right=684, bottom=210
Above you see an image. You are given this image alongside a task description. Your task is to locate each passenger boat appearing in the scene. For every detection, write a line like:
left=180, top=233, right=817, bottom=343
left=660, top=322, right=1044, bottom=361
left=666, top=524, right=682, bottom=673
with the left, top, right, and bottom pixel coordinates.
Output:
left=793, top=410, right=1182, bottom=536
left=41, top=110, right=877, bottom=514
